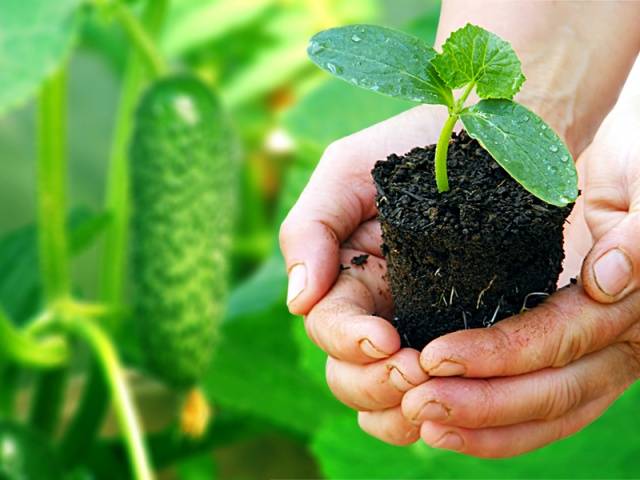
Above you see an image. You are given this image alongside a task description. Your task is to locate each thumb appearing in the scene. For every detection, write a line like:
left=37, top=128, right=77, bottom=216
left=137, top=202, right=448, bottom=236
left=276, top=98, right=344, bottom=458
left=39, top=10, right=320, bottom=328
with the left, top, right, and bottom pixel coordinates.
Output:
left=279, top=143, right=378, bottom=316
left=581, top=210, right=640, bottom=303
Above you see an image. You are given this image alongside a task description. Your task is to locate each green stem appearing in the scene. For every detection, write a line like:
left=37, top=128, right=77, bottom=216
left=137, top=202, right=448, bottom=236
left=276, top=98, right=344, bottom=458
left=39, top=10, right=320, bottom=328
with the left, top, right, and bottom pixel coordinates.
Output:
left=0, top=310, right=68, bottom=368
left=62, top=0, right=167, bottom=466
left=29, top=369, right=69, bottom=435
left=31, top=67, right=71, bottom=435
left=37, top=69, right=70, bottom=302
left=67, top=318, right=153, bottom=480
left=101, top=0, right=167, bottom=323
left=455, top=81, right=475, bottom=111
left=111, top=2, right=168, bottom=78
left=434, top=113, right=457, bottom=192
left=434, top=81, right=476, bottom=192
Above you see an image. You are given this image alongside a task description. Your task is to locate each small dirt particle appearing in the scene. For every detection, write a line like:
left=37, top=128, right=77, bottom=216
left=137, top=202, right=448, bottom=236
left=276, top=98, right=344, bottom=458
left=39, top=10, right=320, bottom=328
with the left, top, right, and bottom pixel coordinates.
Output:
left=351, top=254, right=369, bottom=267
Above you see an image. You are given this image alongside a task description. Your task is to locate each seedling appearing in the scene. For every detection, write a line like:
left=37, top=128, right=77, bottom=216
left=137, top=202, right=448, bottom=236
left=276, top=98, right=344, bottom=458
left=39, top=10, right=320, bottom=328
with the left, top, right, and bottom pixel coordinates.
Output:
left=308, top=23, right=578, bottom=207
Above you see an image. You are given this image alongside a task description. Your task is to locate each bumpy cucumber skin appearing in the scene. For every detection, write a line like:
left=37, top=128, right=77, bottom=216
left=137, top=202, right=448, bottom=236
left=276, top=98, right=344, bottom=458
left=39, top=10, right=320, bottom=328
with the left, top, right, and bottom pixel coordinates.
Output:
left=130, top=75, right=234, bottom=388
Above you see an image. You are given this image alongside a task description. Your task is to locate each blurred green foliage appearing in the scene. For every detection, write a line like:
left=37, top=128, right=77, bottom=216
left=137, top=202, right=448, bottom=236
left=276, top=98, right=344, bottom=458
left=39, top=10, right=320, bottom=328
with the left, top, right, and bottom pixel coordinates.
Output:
left=1, top=0, right=639, bottom=478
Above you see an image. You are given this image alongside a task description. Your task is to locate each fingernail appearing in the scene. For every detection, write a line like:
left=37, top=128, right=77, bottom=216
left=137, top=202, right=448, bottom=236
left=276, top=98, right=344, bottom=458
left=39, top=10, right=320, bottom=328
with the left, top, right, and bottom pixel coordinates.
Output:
left=360, top=339, right=390, bottom=359
left=287, top=263, right=307, bottom=305
left=414, top=400, right=449, bottom=422
left=593, top=248, right=632, bottom=297
left=434, top=431, right=464, bottom=451
left=388, top=367, right=416, bottom=391
left=428, top=360, right=466, bottom=377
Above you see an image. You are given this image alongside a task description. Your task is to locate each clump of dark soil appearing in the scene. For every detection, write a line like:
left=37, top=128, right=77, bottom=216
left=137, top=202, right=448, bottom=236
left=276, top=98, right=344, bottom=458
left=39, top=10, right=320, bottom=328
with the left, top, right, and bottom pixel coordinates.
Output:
left=372, top=131, right=573, bottom=349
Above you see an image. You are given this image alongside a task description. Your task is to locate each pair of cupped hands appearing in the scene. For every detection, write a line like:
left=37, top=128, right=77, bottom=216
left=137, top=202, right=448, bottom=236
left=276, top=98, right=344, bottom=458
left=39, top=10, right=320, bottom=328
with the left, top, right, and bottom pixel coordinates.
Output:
left=279, top=98, right=640, bottom=457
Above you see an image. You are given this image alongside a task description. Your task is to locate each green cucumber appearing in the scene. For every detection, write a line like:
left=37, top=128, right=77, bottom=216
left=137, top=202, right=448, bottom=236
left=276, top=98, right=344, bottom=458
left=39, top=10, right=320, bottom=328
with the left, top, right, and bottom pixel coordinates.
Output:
left=130, top=75, right=235, bottom=388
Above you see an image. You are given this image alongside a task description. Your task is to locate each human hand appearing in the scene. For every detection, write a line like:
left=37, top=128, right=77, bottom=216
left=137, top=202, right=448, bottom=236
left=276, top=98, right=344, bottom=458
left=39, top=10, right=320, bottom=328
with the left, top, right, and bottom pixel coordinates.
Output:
left=397, top=100, right=640, bottom=457
left=280, top=105, right=447, bottom=444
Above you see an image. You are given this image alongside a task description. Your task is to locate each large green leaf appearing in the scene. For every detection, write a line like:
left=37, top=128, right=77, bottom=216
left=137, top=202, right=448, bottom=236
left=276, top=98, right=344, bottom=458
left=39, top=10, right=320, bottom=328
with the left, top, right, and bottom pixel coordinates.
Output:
left=0, top=421, right=64, bottom=479
left=313, top=414, right=434, bottom=479
left=204, top=303, right=343, bottom=435
left=433, top=23, right=525, bottom=100
left=283, top=79, right=412, bottom=150
left=460, top=99, right=578, bottom=206
left=308, top=25, right=452, bottom=106
left=161, top=0, right=275, bottom=56
left=0, top=0, right=82, bottom=116
left=313, top=384, right=640, bottom=479
left=0, top=208, right=108, bottom=323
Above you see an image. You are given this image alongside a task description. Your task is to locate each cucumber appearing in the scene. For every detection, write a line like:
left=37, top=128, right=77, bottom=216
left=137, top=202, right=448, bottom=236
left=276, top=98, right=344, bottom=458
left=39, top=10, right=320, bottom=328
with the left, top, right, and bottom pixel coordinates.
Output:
left=130, top=75, right=235, bottom=388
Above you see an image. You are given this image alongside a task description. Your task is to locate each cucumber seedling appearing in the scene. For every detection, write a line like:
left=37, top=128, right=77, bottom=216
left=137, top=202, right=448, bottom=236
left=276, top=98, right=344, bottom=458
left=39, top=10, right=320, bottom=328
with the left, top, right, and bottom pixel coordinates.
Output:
left=308, top=23, right=578, bottom=206
left=307, top=24, right=579, bottom=348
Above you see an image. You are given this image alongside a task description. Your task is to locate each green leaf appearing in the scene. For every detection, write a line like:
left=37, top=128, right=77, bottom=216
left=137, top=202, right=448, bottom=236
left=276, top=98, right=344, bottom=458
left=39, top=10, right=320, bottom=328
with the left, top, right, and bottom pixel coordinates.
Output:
left=204, top=305, right=344, bottom=435
left=433, top=23, right=525, bottom=100
left=283, top=78, right=412, bottom=149
left=161, top=0, right=275, bottom=56
left=460, top=100, right=577, bottom=206
left=312, top=386, right=640, bottom=479
left=312, top=414, right=435, bottom=479
left=0, top=421, right=64, bottom=479
left=308, top=25, right=452, bottom=106
left=0, top=0, right=82, bottom=116
left=0, top=208, right=108, bottom=323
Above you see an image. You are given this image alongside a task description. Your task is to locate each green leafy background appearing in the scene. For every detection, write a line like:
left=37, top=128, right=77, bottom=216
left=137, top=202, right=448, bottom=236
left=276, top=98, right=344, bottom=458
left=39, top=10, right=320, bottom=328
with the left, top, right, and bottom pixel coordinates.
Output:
left=0, top=0, right=638, bottom=478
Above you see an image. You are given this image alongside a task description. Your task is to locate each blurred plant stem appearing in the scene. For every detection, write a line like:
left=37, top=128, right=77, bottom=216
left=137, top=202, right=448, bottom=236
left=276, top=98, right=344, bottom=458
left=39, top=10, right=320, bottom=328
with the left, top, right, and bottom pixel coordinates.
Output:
left=29, top=67, right=71, bottom=436
left=65, top=316, right=153, bottom=480
left=111, top=1, right=168, bottom=78
left=99, top=1, right=167, bottom=314
left=62, top=0, right=167, bottom=469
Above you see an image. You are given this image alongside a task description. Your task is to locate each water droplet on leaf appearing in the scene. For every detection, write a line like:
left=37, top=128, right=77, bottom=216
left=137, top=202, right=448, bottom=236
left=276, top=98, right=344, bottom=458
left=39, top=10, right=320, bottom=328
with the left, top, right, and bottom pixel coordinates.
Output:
left=351, top=34, right=362, bottom=42
left=326, top=62, right=340, bottom=74
left=549, top=145, right=558, bottom=152
left=521, top=115, right=529, bottom=122
left=561, top=155, right=569, bottom=162
left=309, top=42, right=324, bottom=55
left=541, top=124, right=547, bottom=130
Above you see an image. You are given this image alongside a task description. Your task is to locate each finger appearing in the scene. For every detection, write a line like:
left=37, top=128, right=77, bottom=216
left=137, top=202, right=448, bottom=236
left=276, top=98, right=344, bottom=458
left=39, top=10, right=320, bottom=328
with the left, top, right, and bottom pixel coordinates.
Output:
left=405, top=344, right=638, bottom=428
left=420, top=285, right=640, bottom=378
left=305, top=274, right=400, bottom=363
left=326, top=349, right=428, bottom=411
left=358, top=407, right=420, bottom=446
left=582, top=211, right=640, bottom=303
left=280, top=138, right=384, bottom=316
left=419, top=391, right=617, bottom=458
left=340, top=247, right=393, bottom=318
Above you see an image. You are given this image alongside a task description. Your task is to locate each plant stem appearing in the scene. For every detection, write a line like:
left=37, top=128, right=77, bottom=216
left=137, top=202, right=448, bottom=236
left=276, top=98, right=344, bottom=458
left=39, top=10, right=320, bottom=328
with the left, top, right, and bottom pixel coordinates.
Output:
left=101, top=0, right=167, bottom=325
left=455, top=81, right=475, bottom=111
left=31, top=67, right=71, bottom=435
left=63, top=0, right=167, bottom=467
left=37, top=69, right=70, bottom=303
left=67, top=318, right=153, bottom=480
left=434, top=81, right=476, bottom=192
left=111, top=2, right=168, bottom=78
left=434, top=113, right=457, bottom=192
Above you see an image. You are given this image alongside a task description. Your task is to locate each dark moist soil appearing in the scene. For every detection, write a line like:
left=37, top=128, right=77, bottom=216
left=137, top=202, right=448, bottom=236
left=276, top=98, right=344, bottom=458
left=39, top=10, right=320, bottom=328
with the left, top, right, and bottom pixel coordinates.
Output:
left=372, top=131, right=573, bottom=349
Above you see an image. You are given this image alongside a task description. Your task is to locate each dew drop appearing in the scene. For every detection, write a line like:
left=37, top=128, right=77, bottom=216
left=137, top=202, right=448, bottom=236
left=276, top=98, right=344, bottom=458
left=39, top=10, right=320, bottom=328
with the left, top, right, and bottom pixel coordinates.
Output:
left=521, top=115, right=529, bottom=122
left=541, top=124, right=548, bottom=130
left=549, top=145, right=559, bottom=153
left=561, top=154, right=569, bottom=162
left=351, top=34, right=362, bottom=43
left=309, top=41, right=324, bottom=55
left=326, top=62, right=340, bottom=74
